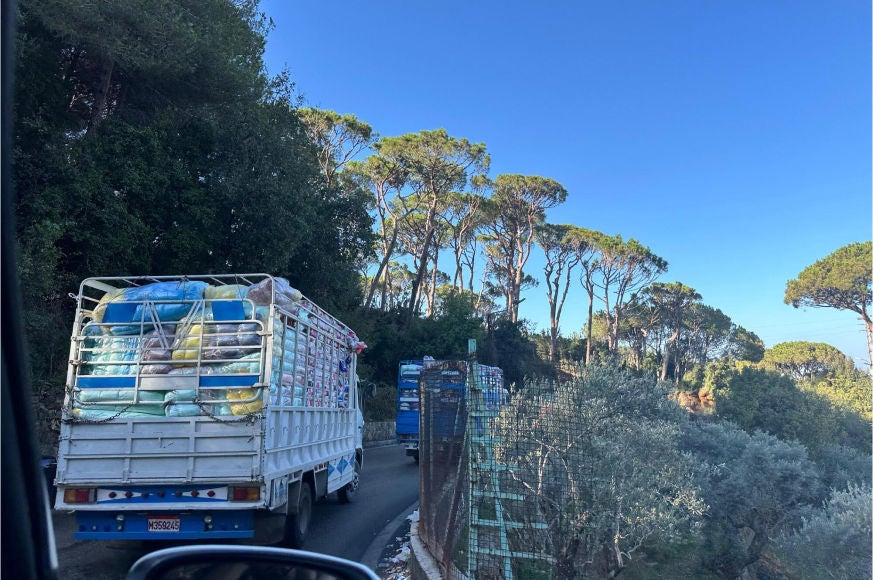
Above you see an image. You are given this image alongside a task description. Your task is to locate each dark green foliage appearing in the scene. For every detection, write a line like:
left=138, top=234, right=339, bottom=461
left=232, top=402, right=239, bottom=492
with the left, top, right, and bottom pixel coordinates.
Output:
left=345, top=309, right=417, bottom=387
left=14, top=0, right=371, bottom=452
left=726, top=325, right=765, bottom=363
left=785, top=241, right=872, bottom=313
left=621, top=534, right=720, bottom=580
left=705, top=362, right=871, bottom=454
left=530, top=331, right=587, bottom=367
left=348, top=298, right=556, bottom=392
left=412, top=291, right=486, bottom=357
left=349, top=296, right=487, bottom=391
left=360, top=383, right=397, bottom=422
left=784, top=241, right=873, bottom=368
left=479, top=318, right=554, bottom=387
left=25, top=0, right=269, bottom=131
left=762, top=341, right=857, bottom=382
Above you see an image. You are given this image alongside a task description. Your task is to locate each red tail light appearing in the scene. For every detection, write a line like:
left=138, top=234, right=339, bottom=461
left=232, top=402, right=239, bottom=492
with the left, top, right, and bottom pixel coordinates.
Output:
left=63, top=488, right=96, bottom=504
left=230, top=486, right=260, bottom=501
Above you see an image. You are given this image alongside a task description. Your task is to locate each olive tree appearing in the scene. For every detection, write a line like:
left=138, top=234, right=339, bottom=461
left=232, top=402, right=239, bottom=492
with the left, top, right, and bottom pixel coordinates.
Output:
left=680, top=421, right=822, bottom=578
left=776, top=484, right=872, bottom=580
left=492, top=365, right=705, bottom=579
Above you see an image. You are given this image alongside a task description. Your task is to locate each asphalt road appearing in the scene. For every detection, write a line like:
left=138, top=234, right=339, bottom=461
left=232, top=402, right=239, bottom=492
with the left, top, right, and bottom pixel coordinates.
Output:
left=304, top=443, right=419, bottom=562
left=52, top=443, right=419, bottom=578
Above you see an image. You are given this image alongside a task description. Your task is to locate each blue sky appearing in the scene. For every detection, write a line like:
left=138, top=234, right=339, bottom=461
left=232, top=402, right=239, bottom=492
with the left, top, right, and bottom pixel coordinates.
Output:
left=260, top=0, right=871, bottom=365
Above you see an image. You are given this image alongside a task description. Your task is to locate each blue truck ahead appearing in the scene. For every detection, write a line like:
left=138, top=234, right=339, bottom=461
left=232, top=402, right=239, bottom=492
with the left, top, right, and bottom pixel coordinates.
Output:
left=395, top=360, right=423, bottom=462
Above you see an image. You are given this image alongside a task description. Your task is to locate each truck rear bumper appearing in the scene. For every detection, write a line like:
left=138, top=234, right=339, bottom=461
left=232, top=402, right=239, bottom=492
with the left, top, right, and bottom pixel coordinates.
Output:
left=73, top=509, right=254, bottom=540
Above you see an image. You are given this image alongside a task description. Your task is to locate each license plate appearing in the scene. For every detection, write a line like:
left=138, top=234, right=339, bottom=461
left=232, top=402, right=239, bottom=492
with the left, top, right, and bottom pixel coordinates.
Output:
left=147, top=517, right=180, bottom=533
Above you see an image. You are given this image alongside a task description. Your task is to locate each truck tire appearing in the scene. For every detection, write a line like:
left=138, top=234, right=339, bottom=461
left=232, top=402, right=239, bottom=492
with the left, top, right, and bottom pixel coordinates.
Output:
left=284, top=481, right=313, bottom=548
left=337, top=459, right=360, bottom=504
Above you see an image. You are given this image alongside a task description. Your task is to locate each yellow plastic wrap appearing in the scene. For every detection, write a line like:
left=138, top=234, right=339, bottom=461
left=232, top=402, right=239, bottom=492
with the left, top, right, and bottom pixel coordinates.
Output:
left=171, top=324, right=203, bottom=360
left=204, top=284, right=248, bottom=301
left=227, top=388, right=264, bottom=415
left=91, top=288, right=124, bottom=324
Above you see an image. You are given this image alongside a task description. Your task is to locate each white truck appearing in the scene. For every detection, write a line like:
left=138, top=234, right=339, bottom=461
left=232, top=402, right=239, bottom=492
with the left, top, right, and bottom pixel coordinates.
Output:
left=54, top=274, right=365, bottom=547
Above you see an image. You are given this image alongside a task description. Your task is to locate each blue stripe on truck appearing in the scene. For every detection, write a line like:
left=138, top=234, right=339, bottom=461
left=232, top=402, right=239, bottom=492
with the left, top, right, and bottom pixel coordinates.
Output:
left=76, top=374, right=260, bottom=389
left=74, top=510, right=254, bottom=540
left=76, top=377, right=137, bottom=388
left=199, top=375, right=259, bottom=387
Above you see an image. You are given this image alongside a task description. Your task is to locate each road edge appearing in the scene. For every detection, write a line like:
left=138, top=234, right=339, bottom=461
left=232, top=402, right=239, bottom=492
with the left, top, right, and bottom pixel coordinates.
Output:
left=361, top=500, right=418, bottom=573
left=363, top=439, right=397, bottom=449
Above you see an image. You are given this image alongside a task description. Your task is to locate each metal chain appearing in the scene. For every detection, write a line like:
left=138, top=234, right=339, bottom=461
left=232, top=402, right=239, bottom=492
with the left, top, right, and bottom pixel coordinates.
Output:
left=63, top=385, right=262, bottom=425
left=192, top=398, right=261, bottom=424
left=62, top=401, right=135, bottom=424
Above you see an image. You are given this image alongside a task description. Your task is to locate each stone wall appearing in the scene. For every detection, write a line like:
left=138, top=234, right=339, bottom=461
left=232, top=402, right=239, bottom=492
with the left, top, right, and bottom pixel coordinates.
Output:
left=363, top=421, right=395, bottom=444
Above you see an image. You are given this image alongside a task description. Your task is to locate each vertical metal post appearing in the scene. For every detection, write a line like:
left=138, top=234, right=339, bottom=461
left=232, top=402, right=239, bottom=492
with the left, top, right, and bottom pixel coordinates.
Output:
left=466, top=339, right=476, bottom=577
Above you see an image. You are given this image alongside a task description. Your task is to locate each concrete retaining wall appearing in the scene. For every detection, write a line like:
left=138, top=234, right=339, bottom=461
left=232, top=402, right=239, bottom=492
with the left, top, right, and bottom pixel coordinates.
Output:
left=409, top=520, right=445, bottom=580
left=363, top=420, right=395, bottom=444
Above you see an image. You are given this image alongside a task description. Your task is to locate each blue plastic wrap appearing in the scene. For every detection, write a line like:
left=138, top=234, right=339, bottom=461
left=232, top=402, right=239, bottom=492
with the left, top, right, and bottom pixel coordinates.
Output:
left=103, top=281, right=209, bottom=334
left=77, top=390, right=165, bottom=403
left=164, top=403, right=202, bottom=417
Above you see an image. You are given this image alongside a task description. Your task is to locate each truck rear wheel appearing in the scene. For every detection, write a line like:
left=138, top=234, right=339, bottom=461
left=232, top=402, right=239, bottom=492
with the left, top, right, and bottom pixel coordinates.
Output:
left=284, top=481, right=313, bottom=548
left=337, top=459, right=360, bottom=504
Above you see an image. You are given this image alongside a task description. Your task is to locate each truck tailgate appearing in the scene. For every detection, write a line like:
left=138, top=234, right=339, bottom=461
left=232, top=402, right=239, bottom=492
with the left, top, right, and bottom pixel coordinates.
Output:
left=57, top=417, right=262, bottom=484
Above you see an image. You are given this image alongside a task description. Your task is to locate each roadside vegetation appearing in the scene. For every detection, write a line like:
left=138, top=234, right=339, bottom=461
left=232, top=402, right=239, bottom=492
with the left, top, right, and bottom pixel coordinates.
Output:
left=14, top=2, right=870, bottom=578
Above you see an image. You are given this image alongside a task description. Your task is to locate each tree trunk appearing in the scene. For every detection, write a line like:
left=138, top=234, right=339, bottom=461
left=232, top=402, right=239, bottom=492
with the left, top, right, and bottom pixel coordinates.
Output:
left=609, top=308, right=621, bottom=352
left=738, top=524, right=770, bottom=578
left=586, top=293, right=594, bottom=364
left=466, top=256, right=476, bottom=293
left=863, top=313, right=873, bottom=370
left=407, top=206, right=437, bottom=319
left=511, top=258, right=526, bottom=323
left=549, top=324, right=558, bottom=363
left=365, top=229, right=399, bottom=308
left=425, top=253, right=439, bottom=317
left=554, top=538, right=581, bottom=580
left=87, top=57, right=115, bottom=135
left=660, top=329, right=679, bottom=382
left=453, top=245, right=464, bottom=290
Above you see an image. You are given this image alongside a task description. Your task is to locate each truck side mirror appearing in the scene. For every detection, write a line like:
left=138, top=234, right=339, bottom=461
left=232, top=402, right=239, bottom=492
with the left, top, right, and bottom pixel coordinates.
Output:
left=127, top=545, right=379, bottom=580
